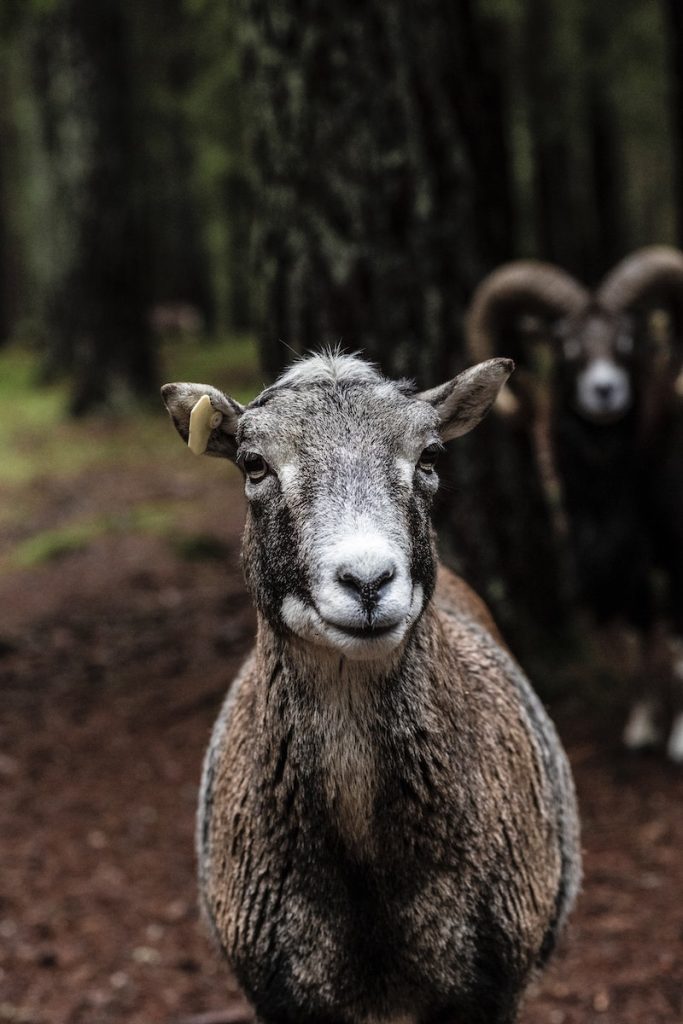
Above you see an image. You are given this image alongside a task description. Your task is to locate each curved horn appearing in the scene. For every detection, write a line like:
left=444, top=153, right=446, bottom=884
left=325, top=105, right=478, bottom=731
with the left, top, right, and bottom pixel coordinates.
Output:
left=466, top=261, right=589, bottom=363
left=597, top=245, right=683, bottom=313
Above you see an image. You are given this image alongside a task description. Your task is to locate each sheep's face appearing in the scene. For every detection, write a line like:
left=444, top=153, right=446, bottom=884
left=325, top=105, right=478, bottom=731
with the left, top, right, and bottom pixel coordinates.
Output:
left=238, top=369, right=439, bottom=661
left=554, top=308, right=635, bottom=423
left=162, top=353, right=512, bottom=661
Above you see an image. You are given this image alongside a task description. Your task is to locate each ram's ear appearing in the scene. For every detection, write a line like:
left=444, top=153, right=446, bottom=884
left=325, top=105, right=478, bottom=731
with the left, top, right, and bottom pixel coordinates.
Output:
left=417, top=358, right=514, bottom=441
left=161, top=382, right=244, bottom=459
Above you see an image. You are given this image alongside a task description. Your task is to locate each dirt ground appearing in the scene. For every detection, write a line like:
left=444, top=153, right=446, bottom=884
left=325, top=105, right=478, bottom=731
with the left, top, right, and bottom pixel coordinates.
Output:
left=1, top=460, right=682, bottom=1024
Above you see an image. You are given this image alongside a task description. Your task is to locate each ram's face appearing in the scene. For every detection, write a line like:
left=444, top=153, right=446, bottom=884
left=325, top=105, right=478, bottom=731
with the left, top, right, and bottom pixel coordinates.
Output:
left=555, top=310, right=635, bottom=422
left=161, top=353, right=513, bottom=661
left=236, top=376, right=443, bottom=660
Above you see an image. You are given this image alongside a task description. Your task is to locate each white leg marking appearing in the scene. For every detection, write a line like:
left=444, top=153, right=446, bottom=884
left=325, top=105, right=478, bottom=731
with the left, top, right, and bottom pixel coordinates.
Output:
left=623, top=700, right=661, bottom=750
left=666, top=712, right=683, bottom=764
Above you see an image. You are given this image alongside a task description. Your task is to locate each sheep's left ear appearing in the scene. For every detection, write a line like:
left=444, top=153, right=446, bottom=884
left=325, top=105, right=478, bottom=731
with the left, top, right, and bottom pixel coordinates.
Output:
left=161, top=382, right=244, bottom=460
left=417, top=358, right=514, bottom=441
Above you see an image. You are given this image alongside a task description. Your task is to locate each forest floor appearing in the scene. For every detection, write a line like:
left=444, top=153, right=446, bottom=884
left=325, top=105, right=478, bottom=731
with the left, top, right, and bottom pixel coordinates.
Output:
left=1, top=340, right=682, bottom=1024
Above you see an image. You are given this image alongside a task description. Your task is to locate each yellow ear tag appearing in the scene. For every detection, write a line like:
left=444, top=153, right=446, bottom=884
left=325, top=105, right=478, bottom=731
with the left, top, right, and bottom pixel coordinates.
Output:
left=188, top=395, right=223, bottom=455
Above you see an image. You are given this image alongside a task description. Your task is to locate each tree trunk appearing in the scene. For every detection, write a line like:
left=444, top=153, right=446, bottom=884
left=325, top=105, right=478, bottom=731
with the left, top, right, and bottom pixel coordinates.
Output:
left=133, top=0, right=216, bottom=331
left=33, top=0, right=157, bottom=413
left=239, top=0, right=564, bottom=653
left=585, top=82, right=627, bottom=278
left=0, top=114, right=11, bottom=345
left=240, top=0, right=516, bottom=382
left=663, top=0, right=683, bottom=248
left=581, top=0, right=627, bottom=280
left=0, top=53, right=20, bottom=345
left=524, top=0, right=587, bottom=276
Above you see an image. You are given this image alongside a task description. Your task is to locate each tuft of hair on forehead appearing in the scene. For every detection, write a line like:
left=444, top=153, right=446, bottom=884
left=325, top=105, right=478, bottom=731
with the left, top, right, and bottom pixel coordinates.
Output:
left=275, top=349, right=384, bottom=389
left=248, top=349, right=417, bottom=409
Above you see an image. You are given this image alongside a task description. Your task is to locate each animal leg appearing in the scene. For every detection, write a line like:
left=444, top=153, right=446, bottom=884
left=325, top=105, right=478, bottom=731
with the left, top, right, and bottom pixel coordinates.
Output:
left=623, top=699, right=662, bottom=750
left=666, top=636, right=683, bottom=762
left=622, top=625, right=667, bottom=751
left=667, top=711, right=683, bottom=763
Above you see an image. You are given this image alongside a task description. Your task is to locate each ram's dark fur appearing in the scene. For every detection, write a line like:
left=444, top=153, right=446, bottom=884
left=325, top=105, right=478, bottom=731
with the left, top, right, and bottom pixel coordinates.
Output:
left=467, top=246, right=683, bottom=758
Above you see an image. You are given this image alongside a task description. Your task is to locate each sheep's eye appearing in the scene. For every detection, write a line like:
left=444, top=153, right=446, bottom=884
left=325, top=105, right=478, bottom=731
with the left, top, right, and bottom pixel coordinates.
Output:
left=418, top=444, right=440, bottom=473
left=243, top=453, right=268, bottom=482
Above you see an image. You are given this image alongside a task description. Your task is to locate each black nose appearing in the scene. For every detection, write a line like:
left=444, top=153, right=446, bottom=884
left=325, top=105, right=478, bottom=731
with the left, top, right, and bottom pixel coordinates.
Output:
left=595, top=382, right=614, bottom=399
left=338, top=567, right=395, bottom=612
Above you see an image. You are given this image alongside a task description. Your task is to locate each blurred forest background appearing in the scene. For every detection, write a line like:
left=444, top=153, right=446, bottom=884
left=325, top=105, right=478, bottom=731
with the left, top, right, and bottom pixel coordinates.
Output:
left=3, top=0, right=682, bottom=387
left=2, top=0, right=683, bottom=645
left=2, top=3, right=683, bottom=1023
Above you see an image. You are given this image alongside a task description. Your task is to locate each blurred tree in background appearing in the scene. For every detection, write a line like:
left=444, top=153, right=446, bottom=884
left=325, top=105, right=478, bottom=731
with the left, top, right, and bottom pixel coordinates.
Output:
left=0, top=0, right=680, bottom=646
left=0, top=0, right=676, bottom=380
left=31, top=0, right=157, bottom=413
left=238, top=0, right=513, bottom=384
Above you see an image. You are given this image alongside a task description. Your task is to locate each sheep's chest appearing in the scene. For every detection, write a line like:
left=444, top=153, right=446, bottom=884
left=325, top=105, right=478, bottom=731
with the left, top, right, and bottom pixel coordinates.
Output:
left=220, top=811, right=476, bottom=1022
left=209, top=732, right=486, bottom=1022
left=202, top=664, right=546, bottom=1021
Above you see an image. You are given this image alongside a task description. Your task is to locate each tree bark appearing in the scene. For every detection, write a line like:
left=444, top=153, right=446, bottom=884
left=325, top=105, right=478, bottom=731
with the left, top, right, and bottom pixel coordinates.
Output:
left=133, top=0, right=216, bottom=330
left=581, top=0, right=628, bottom=280
left=0, top=52, right=20, bottom=345
left=33, top=0, right=157, bottom=413
left=0, top=109, right=11, bottom=345
left=524, top=0, right=587, bottom=276
left=663, top=0, right=683, bottom=248
left=239, top=0, right=564, bottom=651
left=240, top=0, right=516, bottom=382
left=585, top=82, right=627, bottom=277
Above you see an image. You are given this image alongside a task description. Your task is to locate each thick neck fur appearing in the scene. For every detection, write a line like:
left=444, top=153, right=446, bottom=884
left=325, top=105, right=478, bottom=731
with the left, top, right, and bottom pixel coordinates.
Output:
left=554, top=407, right=641, bottom=512
left=253, top=607, right=460, bottom=859
left=554, top=405, right=638, bottom=469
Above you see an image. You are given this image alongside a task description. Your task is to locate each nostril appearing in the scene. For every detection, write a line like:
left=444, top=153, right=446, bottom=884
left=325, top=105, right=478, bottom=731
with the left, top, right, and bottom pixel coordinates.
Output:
left=338, top=567, right=395, bottom=587
left=595, top=382, right=614, bottom=398
left=338, top=570, right=362, bottom=591
left=336, top=566, right=397, bottom=614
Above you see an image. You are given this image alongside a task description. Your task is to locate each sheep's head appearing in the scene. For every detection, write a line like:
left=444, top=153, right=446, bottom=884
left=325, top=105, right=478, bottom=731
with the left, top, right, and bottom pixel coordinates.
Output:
left=466, top=246, right=683, bottom=426
left=162, top=352, right=512, bottom=661
left=552, top=305, right=635, bottom=422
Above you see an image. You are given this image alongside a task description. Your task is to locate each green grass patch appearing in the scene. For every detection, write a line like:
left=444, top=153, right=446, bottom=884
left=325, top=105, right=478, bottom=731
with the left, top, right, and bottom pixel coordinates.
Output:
left=6, top=502, right=184, bottom=569
left=160, top=333, right=262, bottom=404
left=0, top=347, right=68, bottom=442
left=12, top=522, right=97, bottom=566
left=170, top=532, right=234, bottom=562
left=0, top=333, right=260, bottom=489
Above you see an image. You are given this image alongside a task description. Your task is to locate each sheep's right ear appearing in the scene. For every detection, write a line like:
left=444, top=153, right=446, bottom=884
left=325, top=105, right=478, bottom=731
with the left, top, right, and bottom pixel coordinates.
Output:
left=161, top=382, right=244, bottom=460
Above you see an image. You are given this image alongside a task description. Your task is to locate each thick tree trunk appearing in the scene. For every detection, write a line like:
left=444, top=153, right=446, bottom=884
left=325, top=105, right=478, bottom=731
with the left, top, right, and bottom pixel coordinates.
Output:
left=134, top=0, right=216, bottom=331
left=34, top=0, right=157, bottom=413
left=663, top=0, right=683, bottom=248
left=240, top=0, right=514, bottom=384
left=0, top=56, right=19, bottom=345
left=448, top=0, right=516, bottom=267
left=581, top=1, right=627, bottom=281
left=225, top=171, right=253, bottom=331
left=239, top=0, right=563, bottom=652
left=524, top=0, right=587, bottom=276
left=585, top=82, right=627, bottom=277
left=0, top=122, right=11, bottom=345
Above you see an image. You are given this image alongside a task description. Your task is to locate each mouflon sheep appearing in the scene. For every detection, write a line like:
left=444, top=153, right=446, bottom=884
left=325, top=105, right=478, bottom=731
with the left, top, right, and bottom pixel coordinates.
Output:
left=162, top=351, right=581, bottom=1024
left=467, top=246, right=683, bottom=761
